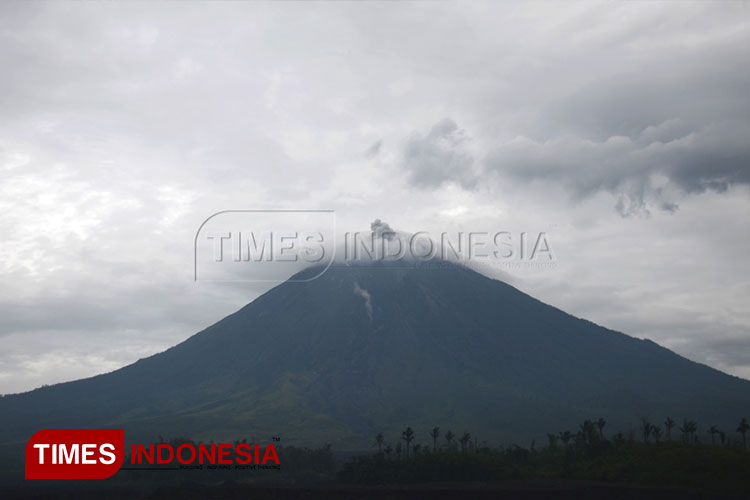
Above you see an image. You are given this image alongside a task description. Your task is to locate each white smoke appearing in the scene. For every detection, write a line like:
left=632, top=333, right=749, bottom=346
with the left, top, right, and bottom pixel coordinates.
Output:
left=353, top=283, right=373, bottom=320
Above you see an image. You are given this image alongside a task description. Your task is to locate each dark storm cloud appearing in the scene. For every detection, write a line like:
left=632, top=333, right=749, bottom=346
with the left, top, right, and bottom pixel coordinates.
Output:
left=482, top=46, right=750, bottom=216
left=403, top=119, right=476, bottom=189
left=486, top=119, right=750, bottom=217
left=411, top=109, right=750, bottom=218
left=397, top=14, right=750, bottom=217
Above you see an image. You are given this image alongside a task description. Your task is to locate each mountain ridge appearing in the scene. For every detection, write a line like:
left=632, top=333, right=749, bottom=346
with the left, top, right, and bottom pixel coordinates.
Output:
left=1, top=260, right=748, bottom=454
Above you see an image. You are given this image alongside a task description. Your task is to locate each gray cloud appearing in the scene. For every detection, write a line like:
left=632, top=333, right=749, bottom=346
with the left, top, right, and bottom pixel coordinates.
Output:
left=365, top=140, right=382, bottom=158
left=392, top=5, right=750, bottom=217
left=405, top=111, right=750, bottom=217
left=403, top=118, right=476, bottom=189
left=486, top=120, right=750, bottom=217
left=407, top=104, right=750, bottom=218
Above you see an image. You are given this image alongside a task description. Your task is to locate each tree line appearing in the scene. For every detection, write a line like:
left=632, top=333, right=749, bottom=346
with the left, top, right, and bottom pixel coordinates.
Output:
left=372, top=416, right=750, bottom=457
left=337, top=417, right=750, bottom=493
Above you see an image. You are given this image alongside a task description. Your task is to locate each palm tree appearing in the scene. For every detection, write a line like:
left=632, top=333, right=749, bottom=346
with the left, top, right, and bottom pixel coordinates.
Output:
left=688, top=420, right=697, bottom=444
left=579, top=419, right=597, bottom=445
left=547, top=433, right=559, bottom=449
left=459, top=432, right=471, bottom=453
left=708, top=425, right=719, bottom=446
left=559, top=430, right=573, bottom=447
left=664, top=417, right=675, bottom=441
left=375, top=432, right=384, bottom=453
left=596, top=418, right=606, bottom=439
left=445, top=430, right=455, bottom=448
left=402, top=427, right=415, bottom=459
left=651, top=425, right=662, bottom=444
left=430, top=426, right=440, bottom=451
left=679, top=419, right=697, bottom=445
left=641, top=418, right=652, bottom=444
left=737, top=418, right=749, bottom=451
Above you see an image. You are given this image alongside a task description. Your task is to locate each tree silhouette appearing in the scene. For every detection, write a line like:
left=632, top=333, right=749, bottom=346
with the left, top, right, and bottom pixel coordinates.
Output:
left=342, top=419, right=750, bottom=490
left=430, top=426, right=440, bottom=451
left=547, top=433, right=558, bottom=449
left=641, top=418, right=652, bottom=444
left=375, top=432, right=384, bottom=453
left=737, top=417, right=749, bottom=451
left=679, top=419, right=697, bottom=445
left=445, top=430, right=455, bottom=448
left=559, top=430, right=573, bottom=447
left=664, top=417, right=675, bottom=441
left=402, top=427, right=415, bottom=459
left=708, top=425, right=719, bottom=446
left=596, top=418, right=606, bottom=439
left=459, top=432, right=471, bottom=453
left=651, top=425, right=662, bottom=444
left=578, top=420, right=597, bottom=445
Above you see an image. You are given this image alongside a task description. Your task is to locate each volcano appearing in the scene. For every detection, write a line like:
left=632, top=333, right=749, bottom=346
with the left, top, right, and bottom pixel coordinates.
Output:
left=1, top=260, right=749, bottom=454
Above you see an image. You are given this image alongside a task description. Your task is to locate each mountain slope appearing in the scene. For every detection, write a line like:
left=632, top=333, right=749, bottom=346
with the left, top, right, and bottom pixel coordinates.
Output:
left=1, top=261, right=748, bottom=451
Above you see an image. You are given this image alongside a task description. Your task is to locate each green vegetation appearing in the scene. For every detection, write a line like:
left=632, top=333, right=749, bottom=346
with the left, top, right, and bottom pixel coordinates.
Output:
left=338, top=419, right=750, bottom=494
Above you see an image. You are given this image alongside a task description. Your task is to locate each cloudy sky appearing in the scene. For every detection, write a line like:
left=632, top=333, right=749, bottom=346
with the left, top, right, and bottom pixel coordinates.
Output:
left=1, top=1, right=749, bottom=394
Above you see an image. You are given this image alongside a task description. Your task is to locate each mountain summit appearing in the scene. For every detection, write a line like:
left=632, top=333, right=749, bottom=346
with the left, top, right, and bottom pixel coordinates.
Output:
left=1, top=260, right=748, bottom=450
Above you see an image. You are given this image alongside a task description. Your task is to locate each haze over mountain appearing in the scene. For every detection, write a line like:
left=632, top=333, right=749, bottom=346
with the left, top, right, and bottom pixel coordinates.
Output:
left=1, top=260, right=748, bottom=456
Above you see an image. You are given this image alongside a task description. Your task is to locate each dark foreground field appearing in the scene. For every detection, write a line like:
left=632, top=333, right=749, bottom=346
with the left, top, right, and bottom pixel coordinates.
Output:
left=2, top=481, right=747, bottom=500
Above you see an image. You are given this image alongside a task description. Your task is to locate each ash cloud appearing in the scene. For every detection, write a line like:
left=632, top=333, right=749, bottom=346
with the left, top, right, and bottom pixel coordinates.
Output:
left=370, top=219, right=397, bottom=241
